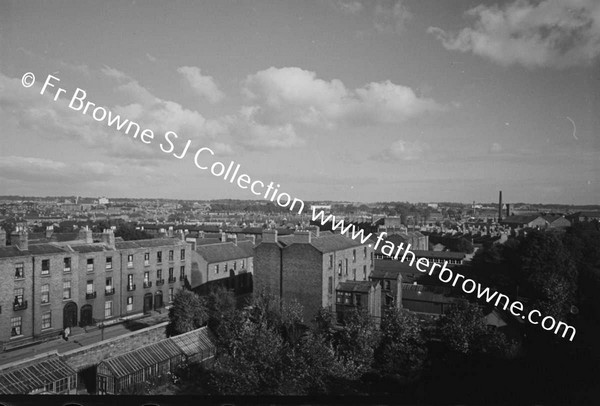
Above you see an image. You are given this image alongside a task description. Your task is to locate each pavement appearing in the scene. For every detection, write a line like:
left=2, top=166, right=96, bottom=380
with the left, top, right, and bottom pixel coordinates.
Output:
left=0, top=311, right=169, bottom=368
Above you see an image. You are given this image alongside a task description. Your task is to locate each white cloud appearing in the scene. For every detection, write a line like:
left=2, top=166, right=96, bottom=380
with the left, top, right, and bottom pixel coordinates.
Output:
left=489, top=142, right=503, bottom=153
left=333, top=0, right=363, bottom=14
left=177, top=66, right=225, bottom=103
left=231, top=105, right=305, bottom=150
left=428, top=0, right=600, bottom=69
left=0, top=156, right=119, bottom=182
left=242, top=66, right=442, bottom=129
left=376, top=139, right=428, bottom=161
left=374, top=0, right=412, bottom=34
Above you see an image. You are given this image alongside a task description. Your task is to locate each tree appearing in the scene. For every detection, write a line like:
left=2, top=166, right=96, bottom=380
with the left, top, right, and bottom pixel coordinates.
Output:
left=335, top=308, right=380, bottom=379
left=166, top=290, right=207, bottom=337
left=437, top=299, right=488, bottom=354
left=205, top=285, right=236, bottom=331
left=375, top=308, right=427, bottom=377
left=519, top=230, right=577, bottom=320
left=114, top=222, right=152, bottom=241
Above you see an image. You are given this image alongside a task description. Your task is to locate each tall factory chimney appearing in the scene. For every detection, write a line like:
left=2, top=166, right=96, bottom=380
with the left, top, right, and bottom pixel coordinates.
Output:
left=498, top=191, right=503, bottom=222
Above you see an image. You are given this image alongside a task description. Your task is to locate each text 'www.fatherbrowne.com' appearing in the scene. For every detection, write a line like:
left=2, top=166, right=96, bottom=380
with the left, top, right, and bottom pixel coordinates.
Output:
left=311, top=208, right=576, bottom=342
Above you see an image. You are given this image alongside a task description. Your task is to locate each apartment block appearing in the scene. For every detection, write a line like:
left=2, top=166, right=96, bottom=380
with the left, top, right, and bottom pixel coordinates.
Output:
left=254, top=229, right=375, bottom=323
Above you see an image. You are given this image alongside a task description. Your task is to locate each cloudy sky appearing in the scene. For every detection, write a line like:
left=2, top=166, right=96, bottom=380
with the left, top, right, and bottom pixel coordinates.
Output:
left=0, top=0, right=598, bottom=204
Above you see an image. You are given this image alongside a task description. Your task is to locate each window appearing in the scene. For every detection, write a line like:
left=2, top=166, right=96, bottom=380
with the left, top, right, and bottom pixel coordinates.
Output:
left=63, top=257, right=71, bottom=272
left=42, top=312, right=51, bottom=329
left=344, top=292, right=351, bottom=305
left=86, top=258, right=94, bottom=272
left=144, top=272, right=150, bottom=283
left=224, top=262, right=228, bottom=272
left=336, top=291, right=343, bottom=304
left=364, top=247, right=367, bottom=259
left=328, top=276, right=333, bottom=294
left=56, top=378, right=67, bottom=393
left=157, top=251, right=162, bottom=263
left=169, top=267, right=174, bottom=280
left=242, top=259, right=246, bottom=268
left=233, top=261, right=237, bottom=270
left=168, top=288, right=174, bottom=302
left=363, top=265, right=367, bottom=279
left=14, top=288, right=24, bottom=305
left=144, top=252, right=150, bottom=266
left=157, top=269, right=162, bottom=280
left=180, top=266, right=185, bottom=279
left=180, top=249, right=185, bottom=260
left=353, top=268, right=356, bottom=280
left=11, top=316, right=22, bottom=337
left=41, top=259, right=50, bottom=275
left=45, top=382, right=54, bottom=392
left=127, top=254, right=133, bottom=268
left=215, top=264, right=219, bottom=274
left=86, top=280, right=94, bottom=294
left=329, top=255, right=333, bottom=268
left=127, top=296, right=133, bottom=312
left=384, top=280, right=391, bottom=290
left=41, top=284, right=50, bottom=304
left=168, top=250, right=174, bottom=261
left=127, top=274, right=134, bottom=290
left=345, top=259, right=349, bottom=275
left=338, top=261, right=342, bottom=276
left=63, top=281, right=71, bottom=300
left=370, top=252, right=374, bottom=267
left=105, top=301, right=113, bottom=317
left=15, top=263, right=24, bottom=279
left=355, top=294, right=362, bottom=307
left=353, top=249, right=356, bottom=262
left=105, top=277, right=113, bottom=294
left=106, top=256, right=112, bottom=269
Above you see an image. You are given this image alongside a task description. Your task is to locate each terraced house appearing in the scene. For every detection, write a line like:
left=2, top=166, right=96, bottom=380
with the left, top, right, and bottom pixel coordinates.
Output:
left=0, top=226, right=191, bottom=349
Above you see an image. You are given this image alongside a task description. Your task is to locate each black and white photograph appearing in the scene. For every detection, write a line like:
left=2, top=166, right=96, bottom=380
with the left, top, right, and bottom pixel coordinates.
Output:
left=0, top=0, right=599, bottom=404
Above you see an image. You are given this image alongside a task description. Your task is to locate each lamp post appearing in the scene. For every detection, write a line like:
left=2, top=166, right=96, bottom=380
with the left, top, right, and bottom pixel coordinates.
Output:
left=99, top=322, right=105, bottom=342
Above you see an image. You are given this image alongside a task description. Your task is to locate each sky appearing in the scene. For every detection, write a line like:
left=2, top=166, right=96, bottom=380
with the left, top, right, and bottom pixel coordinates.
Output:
left=0, top=0, right=598, bottom=205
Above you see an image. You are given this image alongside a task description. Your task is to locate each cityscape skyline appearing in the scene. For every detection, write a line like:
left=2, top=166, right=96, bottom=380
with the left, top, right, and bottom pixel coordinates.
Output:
left=1, top=0, right=598, bottom=205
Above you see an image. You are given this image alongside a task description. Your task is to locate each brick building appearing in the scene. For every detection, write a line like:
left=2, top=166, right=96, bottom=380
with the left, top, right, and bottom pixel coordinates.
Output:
left=0, top=227, right=190, bottom=349
left=191, top=239, right=254, bottom=294
left=254, top=229, right=375, bottom=323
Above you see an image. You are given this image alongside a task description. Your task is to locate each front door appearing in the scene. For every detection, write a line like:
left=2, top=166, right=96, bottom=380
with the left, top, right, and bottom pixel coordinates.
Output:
left=154, top=292, right=163, bottom=310
left=63, top=302, right=78, bottom=329
left=80, top=305, right=93, bottom=327
left=143, top=293, right=153, bottom=313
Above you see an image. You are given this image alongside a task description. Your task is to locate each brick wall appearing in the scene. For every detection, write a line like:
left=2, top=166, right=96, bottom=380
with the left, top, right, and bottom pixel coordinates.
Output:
left=254, top=242, right=282, bottom=296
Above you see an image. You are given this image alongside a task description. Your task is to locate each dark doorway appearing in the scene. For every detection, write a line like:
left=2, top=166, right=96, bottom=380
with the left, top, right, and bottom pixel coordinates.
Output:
left=229, top=269, right=236, bottom=290
left=143, top=293, right=153, bottom=313
left=63, top=302, right=78, bottom=329
left=80, top=304, right=93, bottom=327
left=154, top=292, right=163, bottom=310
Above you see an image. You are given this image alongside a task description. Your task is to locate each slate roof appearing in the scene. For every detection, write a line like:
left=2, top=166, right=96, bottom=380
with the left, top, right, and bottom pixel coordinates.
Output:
left=195, top=242, right=253, bottom=263
left=114, top=238, right=185, bottom=250
left=0, top=243, right=68, bottom=259
left=500, top=215, right=545, bottom=225
left=372, top=259, right=418, bottom=279
left=0, top=354, right=76, bottom=394
left=309, top=234, right=364, bottom=253
left=401, top=284, right=454, bottom=303
left=337, top=280, right=378, bottom=293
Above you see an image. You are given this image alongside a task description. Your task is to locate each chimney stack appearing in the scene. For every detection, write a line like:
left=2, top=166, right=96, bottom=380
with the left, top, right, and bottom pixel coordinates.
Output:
left=45, top=225, right=54, bottom=239
left=295, top=230, right=311, bottom=243
left=262, top=229, right=278, bottom=243
left=102, top=229, right=115, bottom=249
left=11, top=226, right=28, bottom=251
left=220, top=232, right=227, bottom=242
left=168, top=226, right=174, bottom=238
left=78, top=226, right=93, bottom=243
left=498, top=191, right=503, bottom=222
left=506, top=203, right=511, bottom=217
